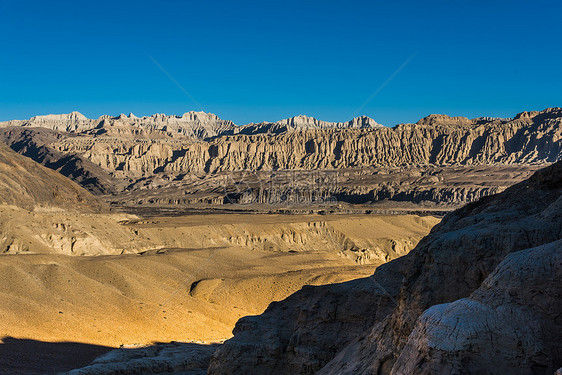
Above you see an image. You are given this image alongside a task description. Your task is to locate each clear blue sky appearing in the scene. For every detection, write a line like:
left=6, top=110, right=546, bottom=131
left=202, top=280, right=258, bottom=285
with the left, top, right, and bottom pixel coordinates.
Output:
left=1, top=0, right=560, bottom=126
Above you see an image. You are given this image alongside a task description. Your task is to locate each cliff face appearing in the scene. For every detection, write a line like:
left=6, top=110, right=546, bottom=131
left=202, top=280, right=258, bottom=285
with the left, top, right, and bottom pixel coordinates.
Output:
left=208, top=160, right=562, bottom=375
left=1, top=108, right=560, bottom=178
left=41, top=108, right=562, bottom=177
left=0, top=108, right=560, bottom=209
left=238, top=115, right=382, bottom=135
left=0, top=111, right=237, bottom=139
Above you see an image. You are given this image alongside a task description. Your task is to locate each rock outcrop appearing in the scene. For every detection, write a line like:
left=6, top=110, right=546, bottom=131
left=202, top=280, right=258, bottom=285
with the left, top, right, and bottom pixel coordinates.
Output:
left=1, top=108, right=560, bottom=178
left=392, top=240, right=562, bottom=374
left=64, top=342, right=220, bottom=375
left=208, top=160, right=562, bottom=375
left=45, top=108, right=562, bottom=177
left=0, top=112, right=383, bottom=139
left=238, top=115, right=382, bottom=135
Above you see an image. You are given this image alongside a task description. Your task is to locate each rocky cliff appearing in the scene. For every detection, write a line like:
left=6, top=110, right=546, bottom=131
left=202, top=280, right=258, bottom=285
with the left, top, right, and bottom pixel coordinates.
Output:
left=2, top=108, right=560, bottom=177
left=237, top=115, right=382, bottom=135
left=391, top=240, right=561, bottom=374
left=0, top=112, right=382, bottom=139
left=208, top=160, right=562, bottom=374
left=38, top=108, right=562, bottom=177
left=1, top=108, right=560, bottom=209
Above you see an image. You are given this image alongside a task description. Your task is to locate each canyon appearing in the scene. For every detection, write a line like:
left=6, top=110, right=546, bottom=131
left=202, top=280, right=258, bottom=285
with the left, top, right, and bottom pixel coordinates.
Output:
left=0, top=108, right=560, bottom=374
left=4, top=1, right=560, bottom=373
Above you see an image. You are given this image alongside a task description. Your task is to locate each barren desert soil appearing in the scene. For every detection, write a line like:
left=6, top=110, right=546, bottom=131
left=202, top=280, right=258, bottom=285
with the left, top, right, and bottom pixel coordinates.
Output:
left=0, top=213, right=439, bottom=348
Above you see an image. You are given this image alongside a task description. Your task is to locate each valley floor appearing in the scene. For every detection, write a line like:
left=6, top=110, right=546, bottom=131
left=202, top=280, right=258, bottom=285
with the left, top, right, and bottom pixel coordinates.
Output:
left=0, top=212, right=439, bottom=373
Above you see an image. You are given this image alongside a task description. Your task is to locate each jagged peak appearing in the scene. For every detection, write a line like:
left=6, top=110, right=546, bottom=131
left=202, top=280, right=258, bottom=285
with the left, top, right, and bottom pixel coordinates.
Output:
left=349, top=115, right=383, bottom=127
left=472, top=116, right=512, bottom=122
left=276, top=115, right=319, bottom=126
left=5, top=109, right=560, bottom=136
left=275, top=115, right=382, bottom=128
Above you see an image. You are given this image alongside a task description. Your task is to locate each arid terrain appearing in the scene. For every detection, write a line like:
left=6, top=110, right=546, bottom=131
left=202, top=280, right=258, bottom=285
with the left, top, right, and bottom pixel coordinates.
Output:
left=0, top=210, right=439, bottom=346
left=0, top=108, right=560, bottom=374
left=0, top=135, right=441, bottom=373
left=209, top=159, right=562, bottom=375
left=3, top=0, right=561, bottom=372
left=1, top=108, right=560, bottom=212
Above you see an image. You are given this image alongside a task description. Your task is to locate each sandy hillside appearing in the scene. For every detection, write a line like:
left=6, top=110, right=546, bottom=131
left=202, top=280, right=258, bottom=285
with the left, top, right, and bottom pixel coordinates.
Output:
left=0, top=212, right=439, bottom=347
left=0, top=205, right=438, bottom=259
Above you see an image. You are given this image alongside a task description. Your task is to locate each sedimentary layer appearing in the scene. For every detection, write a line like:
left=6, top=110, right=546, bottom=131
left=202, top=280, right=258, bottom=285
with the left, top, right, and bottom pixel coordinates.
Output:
left=1, top=108, right=560, bottom=209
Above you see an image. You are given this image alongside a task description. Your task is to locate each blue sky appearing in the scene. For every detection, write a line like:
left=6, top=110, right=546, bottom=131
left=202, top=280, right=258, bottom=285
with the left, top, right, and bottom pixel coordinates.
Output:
left=1, top=0, right=560, bottom=126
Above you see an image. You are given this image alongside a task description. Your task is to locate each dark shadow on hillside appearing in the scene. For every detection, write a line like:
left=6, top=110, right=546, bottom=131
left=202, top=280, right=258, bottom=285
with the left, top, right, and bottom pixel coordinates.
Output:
left=0, top=336, right=221, bottom=374
left=0, top=336, right=113, bottom=375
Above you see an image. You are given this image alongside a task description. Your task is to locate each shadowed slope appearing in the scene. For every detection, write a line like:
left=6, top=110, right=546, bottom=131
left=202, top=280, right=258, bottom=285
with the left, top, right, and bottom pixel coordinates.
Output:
left=0, top=142, right=106, bottom=212
left=209, top=161, right=562, bottom=375
left=0, top=337, right=111, bottom=375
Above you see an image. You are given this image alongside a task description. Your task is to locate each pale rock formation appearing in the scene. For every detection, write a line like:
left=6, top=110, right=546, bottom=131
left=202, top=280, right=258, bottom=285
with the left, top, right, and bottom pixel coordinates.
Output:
left=34, top=108, right=559, bottom=185
left=0, top=111, right=92, bottom=132
left=392, top=240, right=562, bottom=374
left=0, top=111, right=238, bottom=139
left=0, top=108, right=560, bottom=208
left=274, top=114, right=382, bottom=130
left=49, top=108, right=562, bottom=179
left=416, top=113, right=473, bottom=126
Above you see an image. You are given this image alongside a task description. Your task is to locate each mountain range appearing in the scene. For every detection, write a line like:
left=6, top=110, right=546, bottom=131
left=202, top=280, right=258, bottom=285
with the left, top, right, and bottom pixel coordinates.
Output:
left=1, top=108, right=560, bottom=212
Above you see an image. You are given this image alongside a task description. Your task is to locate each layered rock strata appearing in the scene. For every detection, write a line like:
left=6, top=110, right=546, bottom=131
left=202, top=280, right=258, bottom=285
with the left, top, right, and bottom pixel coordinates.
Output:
left=1, top=108, right=560, bottom=209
